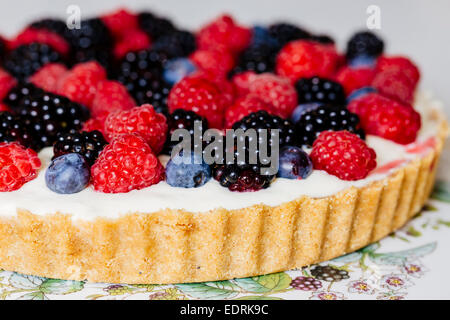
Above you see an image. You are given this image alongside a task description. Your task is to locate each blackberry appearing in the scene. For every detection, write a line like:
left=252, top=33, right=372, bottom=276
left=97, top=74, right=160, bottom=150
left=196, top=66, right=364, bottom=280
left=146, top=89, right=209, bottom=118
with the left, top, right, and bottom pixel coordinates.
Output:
left=291, top=276, right=322, bottom=291
left=70, top=46, right=113, bottom=71
left=295, top=105, right=365, bottom=148
left=4, top=43, right=63, bottom=80
left=310, top=34, right=335, bottom=45
left=11, top=90, right=90, bottom=150
left=3, top=83, right=43, bottom=108
left=295, top=76, right=346, bottom=106
left=138, top=12, right=176, bottom=40
left=268, top=23, right=311, bottom=48
left=115, top=49, right=168, bottom=80
left=213, top=164, right=275, bottom=192
left=29, top=18, right=67, bottom=36
left=231, top=44, right=277, bottom=75
left=162, top=109, right=208, bottom=155
left=311, top=265, right=349, bottom=282
left=53, top=130, right=108, bottom=166
left=0, top=111, right=35, bottom=148
left=152, top=30, right=196, bottom=58
left=64, top=18, right=112, bottom=50
left=346, top=31, right=384, bottom=60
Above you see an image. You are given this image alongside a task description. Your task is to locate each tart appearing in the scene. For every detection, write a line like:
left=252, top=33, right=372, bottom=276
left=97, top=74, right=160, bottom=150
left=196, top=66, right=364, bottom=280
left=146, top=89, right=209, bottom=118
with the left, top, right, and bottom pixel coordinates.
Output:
left=0, top=9, right=447, bottom=284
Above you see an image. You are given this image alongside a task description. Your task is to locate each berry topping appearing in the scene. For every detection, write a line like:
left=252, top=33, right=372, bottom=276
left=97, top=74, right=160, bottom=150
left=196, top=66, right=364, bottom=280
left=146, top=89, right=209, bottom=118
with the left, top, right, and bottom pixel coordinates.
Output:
left=113, top=29, right=151, bottom=60
left=334, top=66, right=375, bottom=95
left=9, top=27, right=70, bottom=56
left=53, top=130, right=108, bottom=166
left=138, top=12, right=175, bottom=40
left=163, top=57, right=197, bottom=85
left=45, top=153, right=90, bottom=194
left=91, top=80, right=135, bottom=121
left=276, top=40, right=339, bottom=82
left=101, top=8, right=138, bottom=39
left=247, top=73, right=298, bottom=118
left=152, top=30, right=196, bottom=58
left=277, top=146, right=313, bottom=179
left=375, top=56, right=420, bottom=87
left=371, top=69, right=415, bottom=104
left=348, top=93, right=421, bottom=144
left=290, top=103, right=321, bottom=124
left=231, top=43, right=278, bottom=75
left=224, top=94, right=274, bottom=128
left=0, top=69, right=17, bottom=101
left=213, top=165, right=275, bottom=192
left=346, top=86, right=377, bottom=103
left=104, top=104, right=167, bottom=154
left=166, top=151, right=212, bottom=188
left=4, top=43, right=64, bottom=80
left=310, top=130, right=377, bottom=180
left=268, top=23, right=310, bottom=48
left=295, top=105, right=365, bottom=148
left=230, top=71, right=257, bottom=97
left=0, top=111, right=34, bottom=148
left=190, top=49, right=234, bottom=78
left=91, top=134, right=164, bottom=193
left=0, top=142, right=41, bottom=192
left=28, top=62, right=68, bottom=94
left=295, top=76, right=346, bottom=105
left=346, top=31, right=384, bottom=61
left=29, top=18, right=67, bottom=36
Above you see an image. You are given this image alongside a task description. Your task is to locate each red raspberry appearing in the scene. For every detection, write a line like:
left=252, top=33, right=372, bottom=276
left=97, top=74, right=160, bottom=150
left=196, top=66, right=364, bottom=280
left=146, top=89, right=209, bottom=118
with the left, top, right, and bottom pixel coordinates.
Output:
left=197, top=14, right=251, bottom=54
left=0, top=142, right=41, bottom=191
left=91, top=80, right=136, bottom=121
left=101, top=8, right=138, bottom=39
left=224, top=94, right=275, bottom=128
left=348, top=93, right=421, bottom=144
left=91, top=134, right=164, bottom=193
left=231, top=71, right=257, bottom=97
left=168, top=75, right=230, bottom=128
left=0, top=69, right=17, bottom=101
left=190, top=49, right=235, bottom=78
left=310, top=131, right=377, bottom=181
left=58, top=61, right=107, bottom=108
left=9, top=27, right=70, bottom=55
left=105, top=104, right=167, bottom=154
left=372, top=69, right=415, bottom=105
left=247, top=73, right=298, bottom=118
left=113, top=29, right=151, bottom=60
left=375, top=56, right=420, bottom=87
left=0, top=103, right=10, bottom=112
left=28, top=63, right=68, bottom=94
left=334, top=66, right=375, bottom=95
left=82, top=118, right=106, bottom=137
left=276, top=40, right=339, bottom=82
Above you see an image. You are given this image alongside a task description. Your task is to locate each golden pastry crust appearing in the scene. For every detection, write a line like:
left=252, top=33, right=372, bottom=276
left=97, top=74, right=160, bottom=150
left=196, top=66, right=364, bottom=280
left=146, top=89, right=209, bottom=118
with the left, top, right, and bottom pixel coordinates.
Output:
left=0, top=115, right=447, bottom=284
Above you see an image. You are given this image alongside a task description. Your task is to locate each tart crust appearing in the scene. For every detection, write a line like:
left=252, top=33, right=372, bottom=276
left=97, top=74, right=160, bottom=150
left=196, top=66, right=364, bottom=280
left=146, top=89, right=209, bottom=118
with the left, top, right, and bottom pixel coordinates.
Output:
left=0, top=113, right=447, bottom=284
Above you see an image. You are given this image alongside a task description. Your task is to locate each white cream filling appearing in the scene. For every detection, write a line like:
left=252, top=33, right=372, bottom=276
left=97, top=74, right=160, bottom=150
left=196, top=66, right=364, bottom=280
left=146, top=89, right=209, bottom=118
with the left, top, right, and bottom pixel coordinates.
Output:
left=0, top=91, right=443, bottom=221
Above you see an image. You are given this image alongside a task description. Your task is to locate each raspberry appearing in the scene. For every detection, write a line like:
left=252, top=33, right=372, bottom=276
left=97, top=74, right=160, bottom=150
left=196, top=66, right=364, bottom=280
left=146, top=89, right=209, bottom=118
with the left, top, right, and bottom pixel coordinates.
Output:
left=0, top=69, right=17, bottom=101
left=247, top=73, right=298, bottom=118
left=334, top=66, right=375, bottom=95
left=91, top=134, right=164, bottom=193
left=113, top=29, right=151, bottom=60
left=190, top=49, right=235, bottom=78
left=0, top=142, right=41, bottom=191
left=197, top=14, right=251, bottom=54
left=224, top=94, right=274, bottom=128
left=231, top=71, right=257, bottom=97
left=91, top=80, right=136, bottom=121
left=105, top=104, right=167, bottom=154
left=371, top=69, right=415, bottom=104
left=82, top=118, right=106, bottom=136
left=9, top=27, right=70, bottom=55
left=168, top=75, right=230, bottom=128
left=310, top=131, right=377, bottom=180
left=348, top=93, right=421, bottom=144
left=58, top=61, right=107, bottom=108
left=375, top=56, right=420, bottom=87
left=28, top=63, right=68, bottom=93
left=276, top=40, right=339, bottom=82
left=101, top=8, right=138, bottom=39
left=0, top=104, right=9, bottom=112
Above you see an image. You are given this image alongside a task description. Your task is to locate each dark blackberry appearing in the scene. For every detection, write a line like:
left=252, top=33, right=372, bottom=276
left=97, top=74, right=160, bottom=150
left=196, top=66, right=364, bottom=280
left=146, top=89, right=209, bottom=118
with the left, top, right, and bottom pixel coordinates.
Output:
left=29, top=18, right=67, bottom=36
left=231, top=44, right=277, bottom=75
left=4, top=43, right=63, bottom=80
left=162, top=109, right=208, bottom=155
left=295, top=105, right=365, bottom=148
left=295, top=76, right=346, bottom=106
left=11, top=90, right=90, bottom=150
left=311, top=265, right=349, bottom=282
left=0, top=111, right=35, bottom=148
left=151, top=30, right=196, bottom=58
left=213, top=163, right=275, bottom=192
left=63, top=18, right=112, bottom=50
left=53, top=130, right=108, bottom=166
left=268, top=23, right=311, bottom=48
left=346, top=31, right=384, bottom=60
left=138, top=12, right=176, bottom=40
left=310, top=34, right=335, bottom=45
left=3, top=83, right=43, bottom=108
left=291, top=276, right=323, bottom=291
left=0, top=37, right=6, bottom=63
left=115, top=49, right=168, bottom=80
left=70, top=46, right=113, bottom=70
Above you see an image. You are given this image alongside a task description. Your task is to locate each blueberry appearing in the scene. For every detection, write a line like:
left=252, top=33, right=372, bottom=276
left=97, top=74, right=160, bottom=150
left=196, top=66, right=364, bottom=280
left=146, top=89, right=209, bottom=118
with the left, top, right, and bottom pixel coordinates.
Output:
left=166, top=151, right=211, bottom=188
left=45, top=153, right=90, bottom=194
left=291, top=103, right=322, bottom=124
left=347, top=55, right=376, bottom=69
left=277, top=146, right=313, bottom=179
left=163, top=58, right=197, bottom=85
left=251, top=26, right=279, bottom=49
left=346, top=86, right=377, bottom=103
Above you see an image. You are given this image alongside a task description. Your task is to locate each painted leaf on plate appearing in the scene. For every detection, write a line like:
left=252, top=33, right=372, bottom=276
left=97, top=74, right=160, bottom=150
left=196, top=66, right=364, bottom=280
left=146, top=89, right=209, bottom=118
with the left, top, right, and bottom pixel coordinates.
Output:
left=233, top=272, right=291, bottom=293
left=176, top=281, right=239, bottom=299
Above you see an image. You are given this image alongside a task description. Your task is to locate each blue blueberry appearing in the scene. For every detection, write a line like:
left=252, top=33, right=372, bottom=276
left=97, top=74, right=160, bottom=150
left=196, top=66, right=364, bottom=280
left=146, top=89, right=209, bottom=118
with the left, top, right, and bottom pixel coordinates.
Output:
left=251, top=26, right=279, bottom=48
left=291, top=103, right=322, bottom=124
left=163, top=58, right=197, bottom=85
left=346, top=86, right=377, bottom=103
left=45, top=153, right=90, bottom=194
left=166, top=151, right=211, bottom=188
left=277, top=146, right=313, bottom=179
left=347, top=55, right=376, bottom=69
